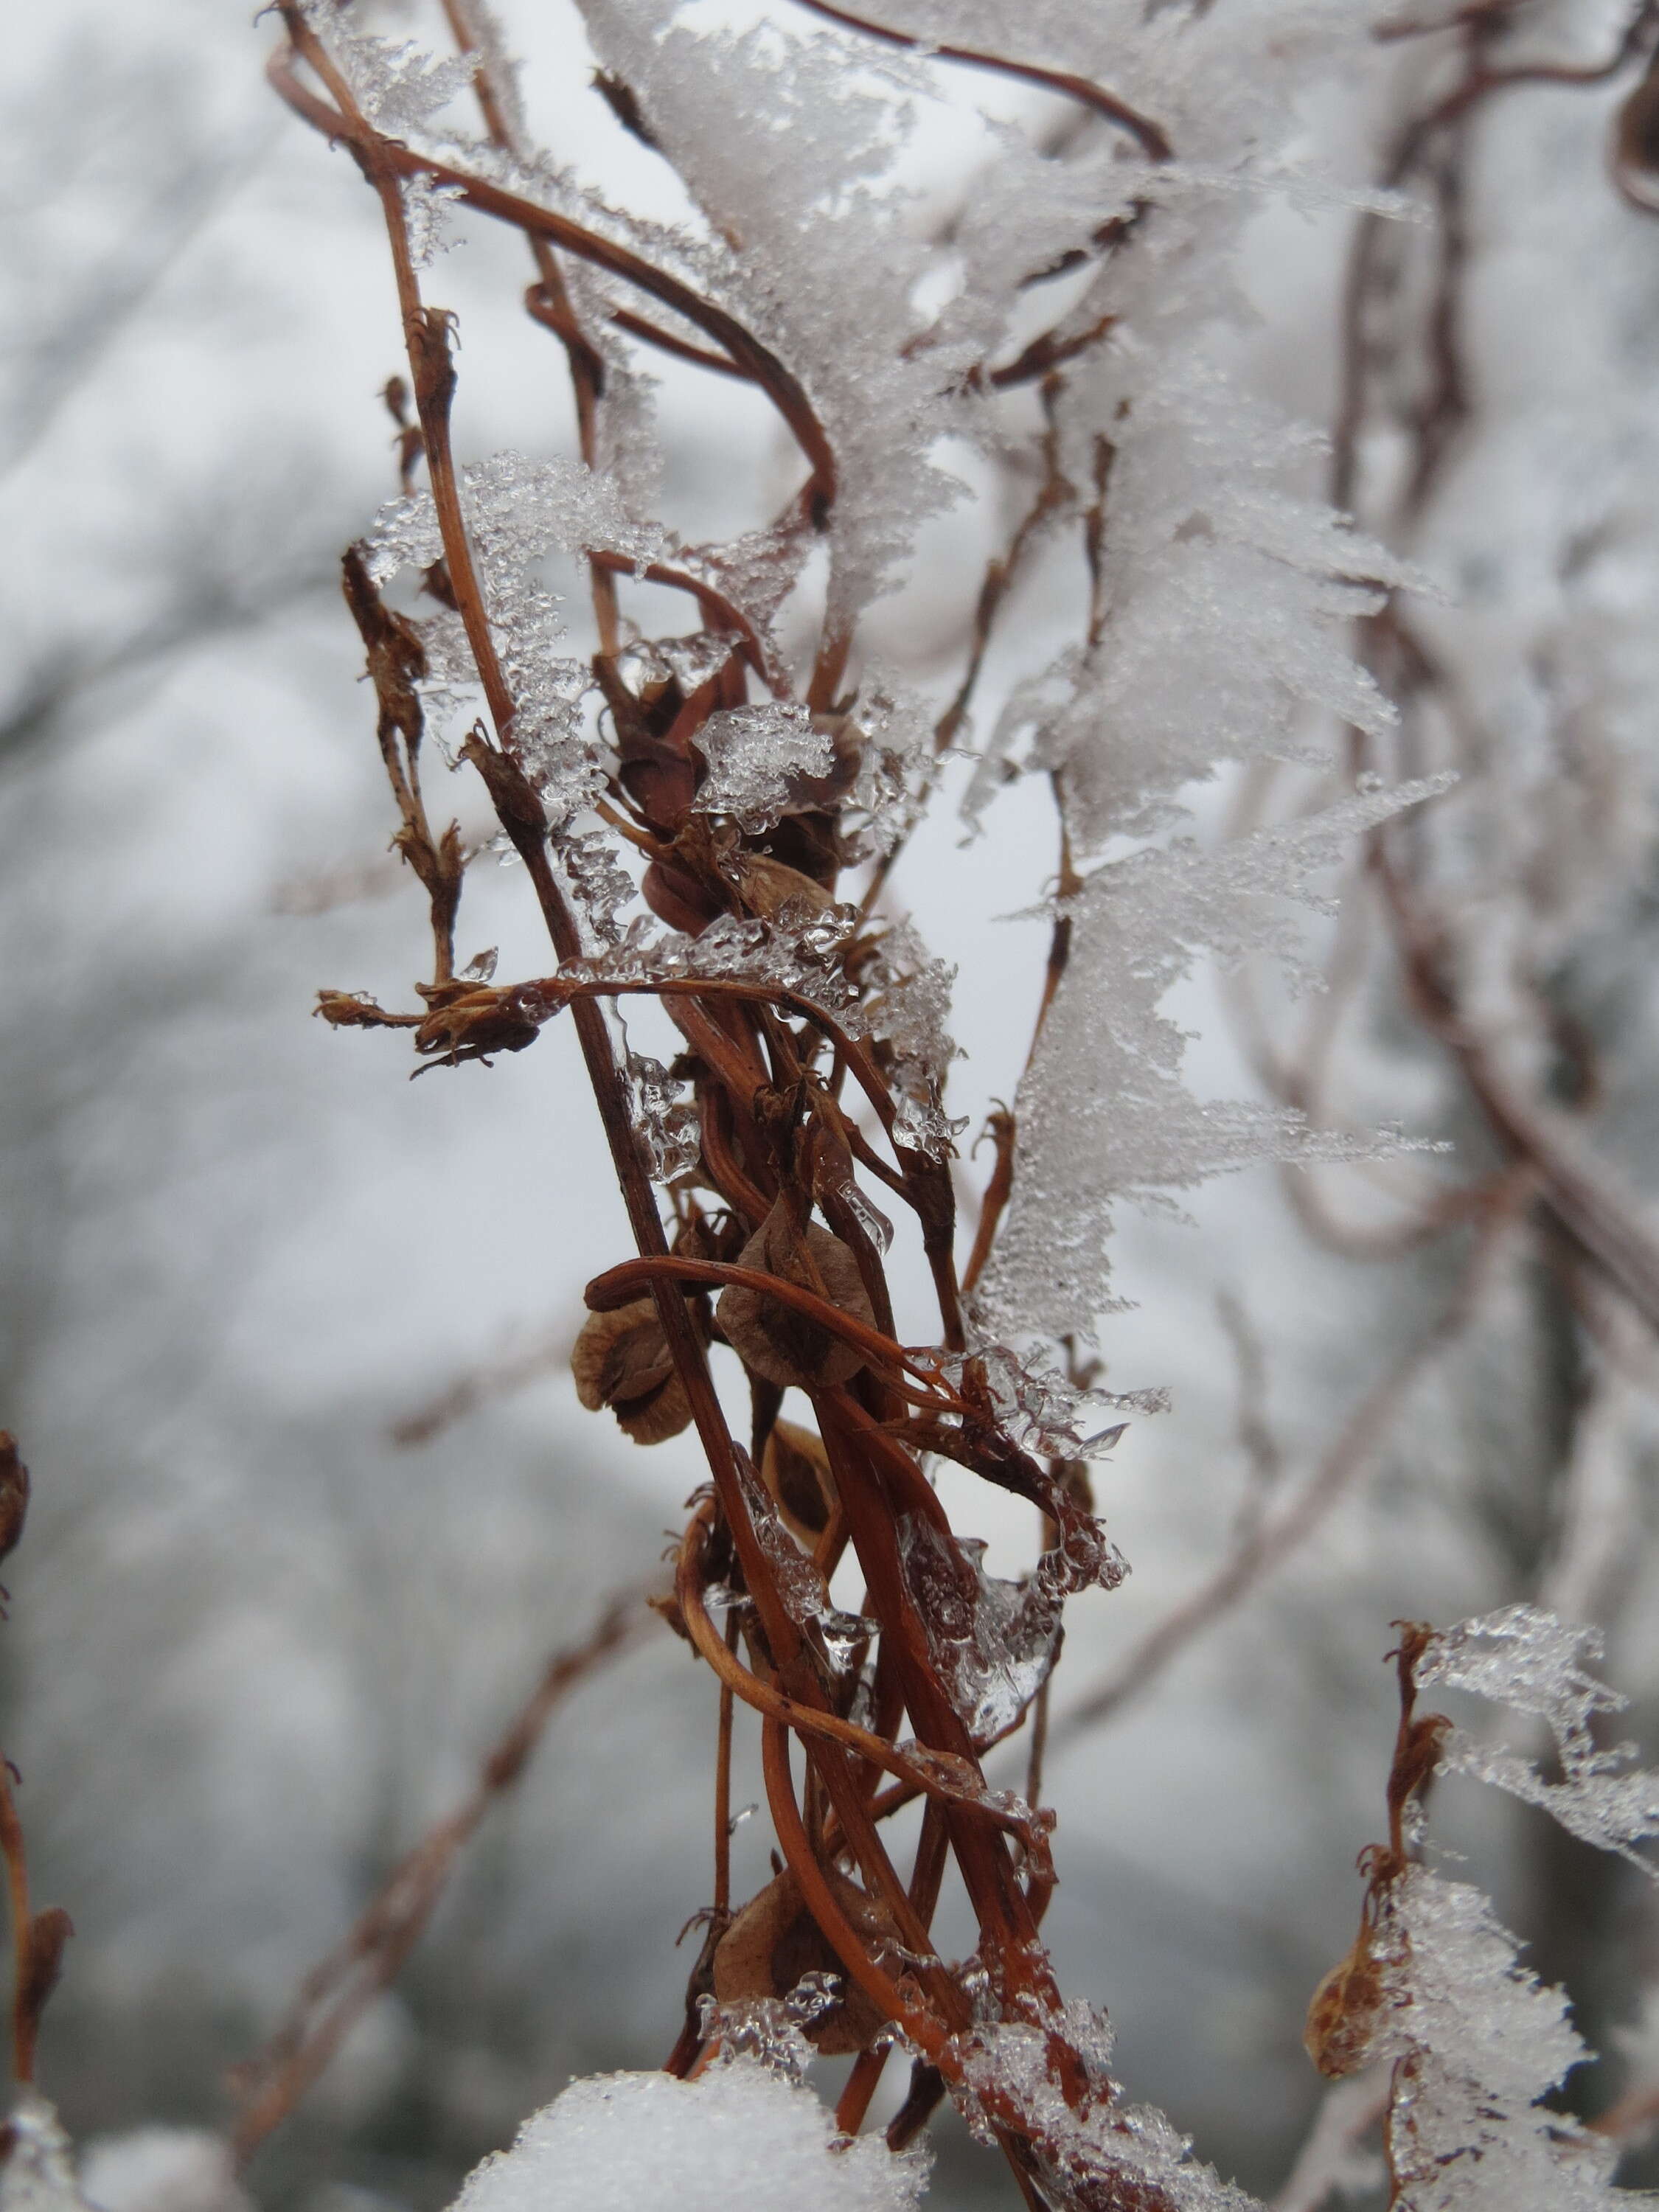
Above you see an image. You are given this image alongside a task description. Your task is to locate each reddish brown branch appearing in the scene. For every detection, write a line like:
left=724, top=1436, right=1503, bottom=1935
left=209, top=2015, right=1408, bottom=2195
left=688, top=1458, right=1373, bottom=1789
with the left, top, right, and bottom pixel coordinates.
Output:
left=787, top=0, right=1172, bottom=161
left=268, top=44, right=838, bottom=522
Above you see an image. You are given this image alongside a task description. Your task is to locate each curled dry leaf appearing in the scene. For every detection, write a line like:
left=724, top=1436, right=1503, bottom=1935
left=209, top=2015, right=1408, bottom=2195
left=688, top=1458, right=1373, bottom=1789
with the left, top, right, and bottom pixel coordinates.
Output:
left=712, top=1864, right=899, bottom=2055
left=761, top=1418, right=835, bottom=1544
left=572, top=1297, right=703, bottom=1445
left=717, top=1198, right=876, bottom=1391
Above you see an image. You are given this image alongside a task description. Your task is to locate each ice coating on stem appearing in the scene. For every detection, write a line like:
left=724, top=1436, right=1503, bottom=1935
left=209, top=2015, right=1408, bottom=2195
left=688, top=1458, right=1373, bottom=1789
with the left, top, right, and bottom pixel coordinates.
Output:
left=734, top=1449, right=871, bottom=1685
left=365, top=452, right=665, bottom=829
left=942, top=1343, right=1168, bottom=1461
left=1374, top=1868, right=1618, bottom=2212
left=552, top=908, right=961, bottom=1158
left=622, top=1050, right=700, bottom=1183
left=401, top=173, right=467, bottom=269
left=447, top=2058, right=929, bottom=2212
left=945, top=2000, right=1265, bottom=2212
left=692, top=704, right=835, bottom=833
left=899, top=1520, right=1065, bottom=1739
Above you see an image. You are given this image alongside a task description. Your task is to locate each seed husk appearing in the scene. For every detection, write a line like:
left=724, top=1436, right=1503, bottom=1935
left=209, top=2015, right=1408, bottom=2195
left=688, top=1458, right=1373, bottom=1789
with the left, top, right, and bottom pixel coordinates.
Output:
left=717, top=1198, right=875, bottom=1391
left=712, top=1865, right=897, bottom=2054
left=762, top=1419, right=835, bottom=1543
left=571, top=1297, right=695, bottom=1445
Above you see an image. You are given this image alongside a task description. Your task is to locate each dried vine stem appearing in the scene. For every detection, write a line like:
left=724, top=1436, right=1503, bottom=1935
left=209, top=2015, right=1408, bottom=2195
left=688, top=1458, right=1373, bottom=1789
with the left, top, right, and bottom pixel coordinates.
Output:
left=268, top=9, right=1249, bottom=2201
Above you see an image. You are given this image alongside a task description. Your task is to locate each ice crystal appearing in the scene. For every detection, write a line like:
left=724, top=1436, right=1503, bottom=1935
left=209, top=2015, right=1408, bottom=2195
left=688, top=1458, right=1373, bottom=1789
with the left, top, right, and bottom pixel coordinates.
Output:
left=551, top=829, right=636, bottom=950
left=1375, top=1868, right=1618, bottom=2212
left=899, top=1520, right=1063, bottom=1739
left=1420, top=1604, right=1659, bottom=1876
left=698, top=1976, right=852, bottom=2075
left=944, top=2000, right=1264, bottom=2212
left=448, top=2059, right=929, bottom=2212
left=400, top=172, right=467, bottom=270
left=369, top=449, right=669, bottom=838
left=856, top=919, right=959, bottom=1126
left=692, top=704, right=835, bottom=834
left=302, top=13, right=475, bottom=139
left=0, top=2095, right=91, bottom=2212
left=834, top=674, right=933, bottom=862
left=944, top=1342, right=1168, bottom=1462
left=623, top=1051, right=700, bottom=1183
left=574, top=0, right=973, bottom=630
left=973, top=782, right=1446, bottom=1344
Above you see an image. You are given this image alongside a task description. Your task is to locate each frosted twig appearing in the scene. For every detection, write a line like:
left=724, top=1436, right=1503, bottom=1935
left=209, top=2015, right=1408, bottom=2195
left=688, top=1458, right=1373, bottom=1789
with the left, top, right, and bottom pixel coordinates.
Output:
left=786, top=1, right=1172, bottom=160
left=266, top=43, right=839, bottom=520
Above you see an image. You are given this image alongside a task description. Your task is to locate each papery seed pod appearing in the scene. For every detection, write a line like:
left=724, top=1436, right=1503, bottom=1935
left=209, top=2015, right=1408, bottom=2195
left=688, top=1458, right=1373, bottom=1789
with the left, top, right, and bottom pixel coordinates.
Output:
left=725, top=849, right=838, bottom=922
left=1303, top=1920, right=1385, bottom=2078
left=717, top=1197, right=875, bottom=1390
left=571, top=1297, right=695, bottom=1444
left=761, top=1419, right=835, bottom=1543
left=641, top=856, right=721, bottom=934
left=712, top=1865, right=897, bottom=2054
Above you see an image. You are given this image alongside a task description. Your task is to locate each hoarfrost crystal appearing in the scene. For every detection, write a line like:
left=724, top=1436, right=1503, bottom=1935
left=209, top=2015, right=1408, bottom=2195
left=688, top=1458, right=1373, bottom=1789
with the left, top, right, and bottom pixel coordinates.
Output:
left=1420, top=1604, right=1659, bottom=1875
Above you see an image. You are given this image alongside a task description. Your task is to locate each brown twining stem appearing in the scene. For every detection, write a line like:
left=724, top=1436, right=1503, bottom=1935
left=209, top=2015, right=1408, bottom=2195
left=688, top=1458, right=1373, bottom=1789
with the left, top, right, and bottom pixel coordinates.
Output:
left=676, top=1519, right=1041, bottom=1860
left=0, top=1779, right=70, bottom=2091
left=275, top=10, right=1187, bottom=2191
left=438, top=0, right=621, bottom=652
left=786, top=0, right=1173, bottom=161
left=231, top=1592, right=647, bottom=2161
left=276, top=10, right=812, bottom=1729
left=340, top=548, right=461, bottom=987
left=268, top=41, right=838, bottom=521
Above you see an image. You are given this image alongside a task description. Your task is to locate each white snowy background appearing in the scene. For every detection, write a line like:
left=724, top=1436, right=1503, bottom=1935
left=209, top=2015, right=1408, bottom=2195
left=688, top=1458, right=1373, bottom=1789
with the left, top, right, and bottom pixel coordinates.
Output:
left=4, top=3, right=1659, bottom=2208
